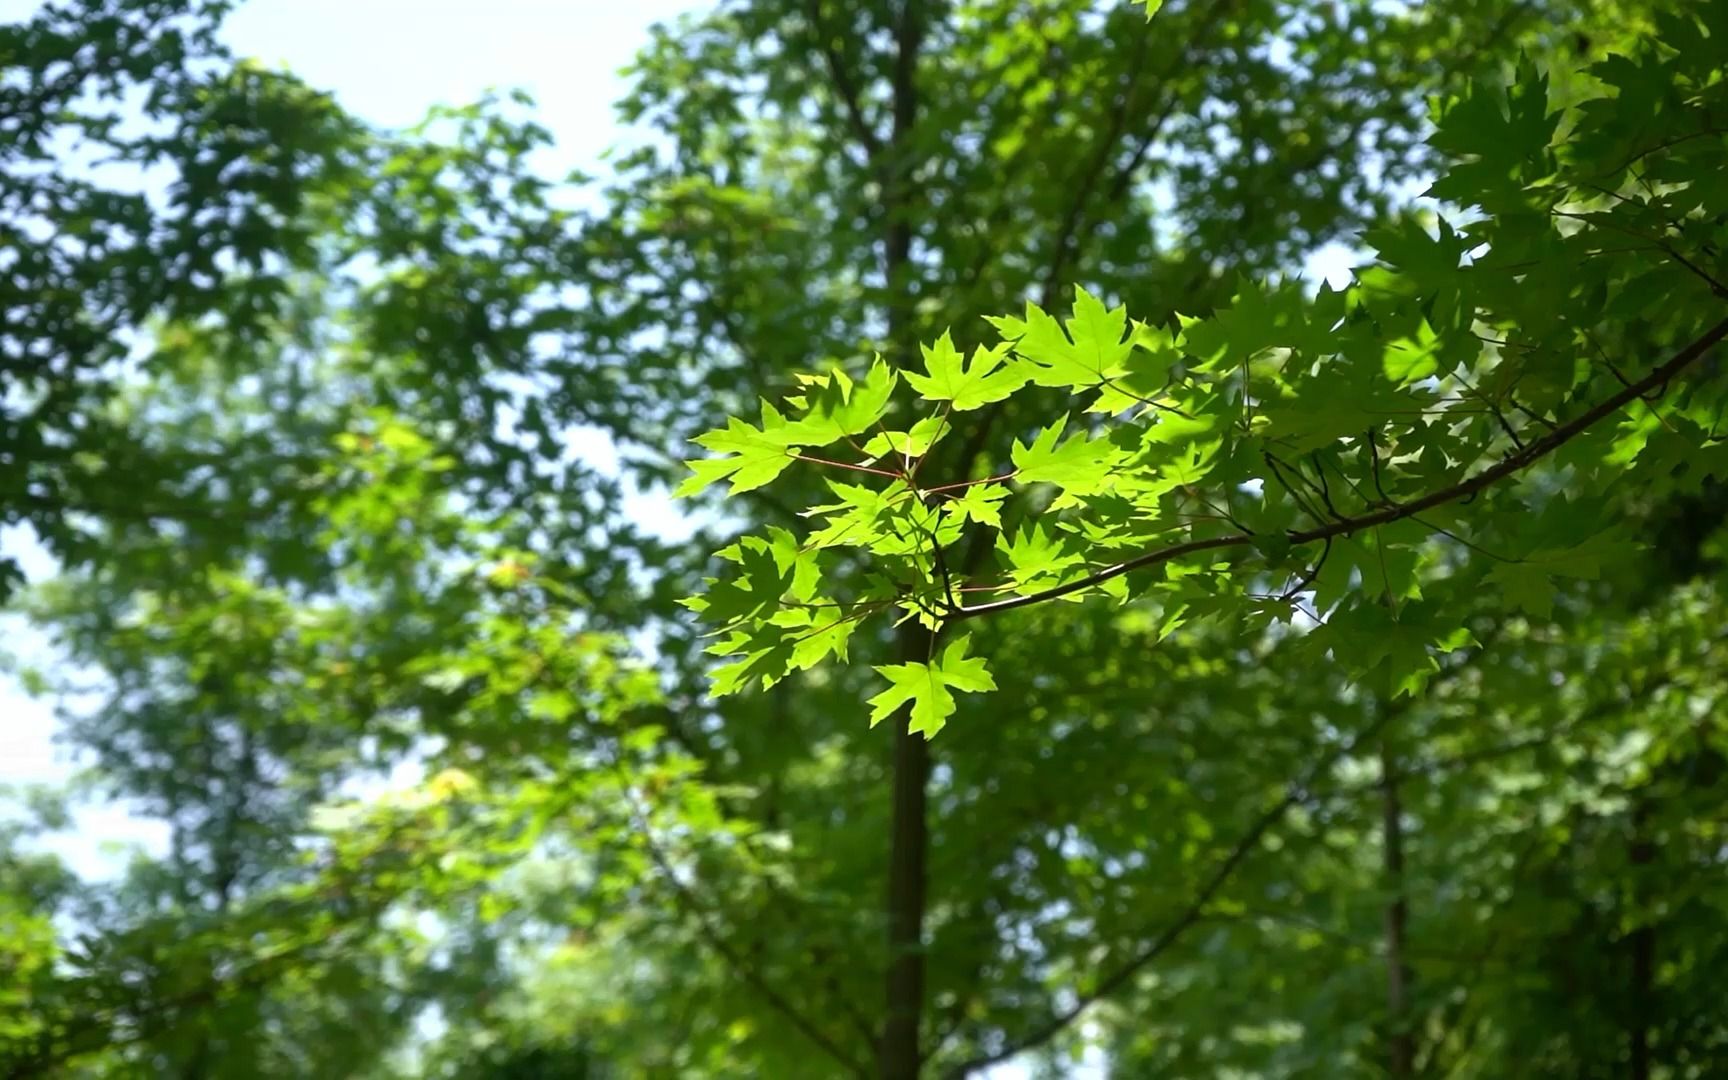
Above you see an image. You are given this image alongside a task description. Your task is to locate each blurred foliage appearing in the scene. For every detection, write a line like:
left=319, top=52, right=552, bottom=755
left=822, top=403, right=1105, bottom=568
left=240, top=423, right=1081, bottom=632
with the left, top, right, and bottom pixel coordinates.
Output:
left=3, top=0, right=1727, bottom=1078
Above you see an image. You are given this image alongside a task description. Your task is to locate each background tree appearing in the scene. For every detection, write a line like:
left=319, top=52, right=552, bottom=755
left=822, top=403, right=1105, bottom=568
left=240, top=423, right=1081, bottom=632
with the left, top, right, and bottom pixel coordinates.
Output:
left=682, top=2, right=1728, bottom=1075
left=562, top=0, right=1659, bottom=1074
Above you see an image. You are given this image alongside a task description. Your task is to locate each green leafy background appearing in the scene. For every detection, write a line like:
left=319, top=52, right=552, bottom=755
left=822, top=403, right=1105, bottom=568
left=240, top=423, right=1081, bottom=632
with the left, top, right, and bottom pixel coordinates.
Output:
left=6, top=0, right=1728, bottom=1077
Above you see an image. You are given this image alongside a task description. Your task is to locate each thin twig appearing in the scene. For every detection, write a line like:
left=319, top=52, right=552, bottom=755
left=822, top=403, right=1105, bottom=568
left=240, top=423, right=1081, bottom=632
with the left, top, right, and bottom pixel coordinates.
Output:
left=608, top=749, right=871, bottom=1077
left=793, top=451, right=905, bottom=479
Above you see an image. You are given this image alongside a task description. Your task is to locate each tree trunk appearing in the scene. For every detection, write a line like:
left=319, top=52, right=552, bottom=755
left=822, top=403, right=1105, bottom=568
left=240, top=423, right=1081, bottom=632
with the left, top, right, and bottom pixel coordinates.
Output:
left=883, top=680, right=932, bottom=1078
left=1381, top=739, right=1414, bottom=1079
left=879, top=4, right=928, bottom=1076
left=1628, top=801, right=1654, bottom=1080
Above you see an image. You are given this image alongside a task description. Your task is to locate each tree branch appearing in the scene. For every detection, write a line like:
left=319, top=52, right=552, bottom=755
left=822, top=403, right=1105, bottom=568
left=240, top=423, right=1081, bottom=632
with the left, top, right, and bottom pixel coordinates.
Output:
left=944, top=698, right=1413, bottom=1077
left=804, top=0, right=883, bottom=163
left=611, top=756, right=871, bottom=1077
left=951, top=313, right=1728, bottom=621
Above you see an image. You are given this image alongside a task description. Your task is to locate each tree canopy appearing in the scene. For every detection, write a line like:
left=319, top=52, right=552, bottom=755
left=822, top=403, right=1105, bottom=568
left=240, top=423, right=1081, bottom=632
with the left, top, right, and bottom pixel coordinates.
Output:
left=5, top=0, right=1728, bottom=1078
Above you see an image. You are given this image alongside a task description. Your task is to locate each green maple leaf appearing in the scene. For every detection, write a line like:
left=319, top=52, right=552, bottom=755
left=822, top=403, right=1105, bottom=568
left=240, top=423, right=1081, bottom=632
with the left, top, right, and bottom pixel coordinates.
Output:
left=1429, top=61, right=1557, bottom=167
left=949, top=482, right=1008, bottom=527
left=788, top=358, right=898, bottom=444
left=684, top=538, right=792, bottom=627
left=1156, top=437, right=1220, bottom=487
left=1177, top=278, right=1287, bottom=372
left=1315, top=602, right=1441, bottom=699
left=805, top=480, right=916, bottom=551
left=789, top=612, right=857, bottom=671
left=1383, top=320, right=1440, bottom=386
left=1478, top=530, right=1637, bottom=620
left=1011, top=414, right=1120, bottom=494
left=676, top=401, right=799, bottom=496
left=1000, top=288, right=1132, bottom=390
left=1524, top=531, right=1639, bottom=580
left=1427, top=61, right=1559, bottom=209
left=1362, top=215, right=1468, bottom=286
left=1087, top=321, right=1181, bottom=414
left=767, top=605, right=859, bottom=672
left=708, top=636, right=794, bottom=695
left=1485, top=560, right=1558, bottom=618
left=1140, top=404, right=1217, bottom=446
left=862, top=415, right=949, bottom=459
left=869, top=634, right=997, bottom=738
left=906, top=333, right=1028, bottom=410
left=753, top=526, right=822, bottom=601
left=997, top=522, right=1083, bottom=587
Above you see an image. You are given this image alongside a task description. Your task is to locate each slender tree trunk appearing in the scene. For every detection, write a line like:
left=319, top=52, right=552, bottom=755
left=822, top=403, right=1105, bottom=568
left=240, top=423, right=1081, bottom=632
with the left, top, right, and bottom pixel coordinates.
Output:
left=1628, top=801, right=1654, bottom=1080
left=1381, top=739, right=1414, bottom=1079
left=1629, top=923, right=1653, bottom=1080
left=879, top=4, right=928, bottom=1076
left=883, top=675, right=932, bottom=1078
